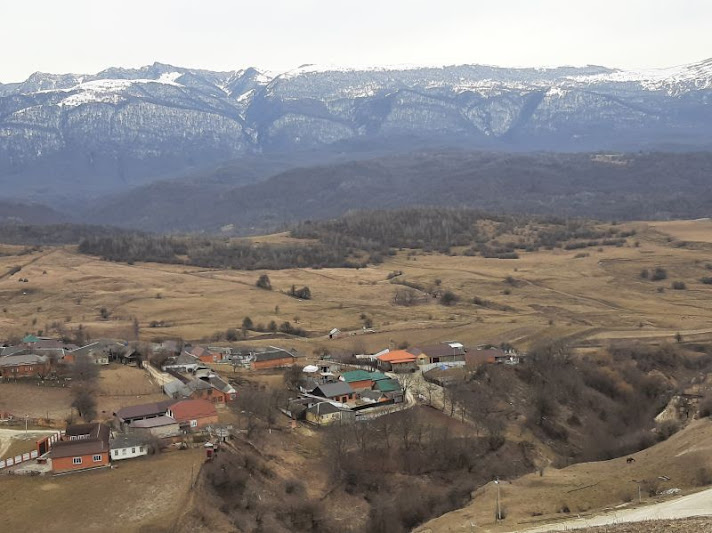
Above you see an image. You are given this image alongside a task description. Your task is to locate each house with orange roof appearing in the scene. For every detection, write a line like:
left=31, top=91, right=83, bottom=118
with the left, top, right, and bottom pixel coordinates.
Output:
left=377, top=349, right=418, bottom=372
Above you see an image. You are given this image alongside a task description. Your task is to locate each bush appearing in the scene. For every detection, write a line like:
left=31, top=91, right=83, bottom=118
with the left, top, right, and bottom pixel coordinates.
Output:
left=656, top=420, right=680, bottom=440
left=440, top=291, right=459, bottom=306
left=256, top=274, right=272, bottom=290
left=671, top=281, right=687, bottom=290
left=700, top=277, right=712, bottom=285
left=651, top=267, right=668, bottom=281
left=289, top=285, right=312, bottom=300
left=695, top=467, right=712, bottom=487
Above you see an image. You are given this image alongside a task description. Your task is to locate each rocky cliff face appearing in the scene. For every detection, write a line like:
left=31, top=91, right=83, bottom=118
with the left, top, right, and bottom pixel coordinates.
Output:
left=1, top=60, right=711, bottom=201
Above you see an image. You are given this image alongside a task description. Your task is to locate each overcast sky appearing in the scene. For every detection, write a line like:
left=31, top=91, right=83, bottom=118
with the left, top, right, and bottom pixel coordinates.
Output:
left=1, top=0, right=710, bottom=82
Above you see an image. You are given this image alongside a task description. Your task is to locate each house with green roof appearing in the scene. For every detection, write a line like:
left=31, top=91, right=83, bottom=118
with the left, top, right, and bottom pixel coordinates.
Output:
left=374, top=378, right=404, bottom=403
left=340, top=369, right=374, bottom=390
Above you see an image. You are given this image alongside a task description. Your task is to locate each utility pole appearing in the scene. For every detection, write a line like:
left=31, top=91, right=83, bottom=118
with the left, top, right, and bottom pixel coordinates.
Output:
left=632, top=480, right=642, bottom=504
left=495, top=477, right=501, bottom=521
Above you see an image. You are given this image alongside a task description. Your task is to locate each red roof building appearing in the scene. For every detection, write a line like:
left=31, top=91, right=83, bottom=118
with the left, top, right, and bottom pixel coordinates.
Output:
left=166, top=399, right=218, bottom=430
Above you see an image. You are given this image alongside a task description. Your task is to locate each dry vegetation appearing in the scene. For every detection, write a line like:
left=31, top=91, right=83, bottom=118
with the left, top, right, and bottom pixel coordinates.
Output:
left=4, top=219, right=712, bottom=531
left=1, top=220, right=712, bottom=353
left=0, top=449, right=203, bottom=532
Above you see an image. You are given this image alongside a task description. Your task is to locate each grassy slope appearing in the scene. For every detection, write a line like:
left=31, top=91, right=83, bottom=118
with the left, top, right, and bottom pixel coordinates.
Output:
left=416, top=419, right=712, bottom=532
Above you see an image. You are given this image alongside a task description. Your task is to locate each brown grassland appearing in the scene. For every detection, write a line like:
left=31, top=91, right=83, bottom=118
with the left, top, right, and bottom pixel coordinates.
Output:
left=0, top=220, right=710, bottom=352
left=0, top=448, right=204, bottom=533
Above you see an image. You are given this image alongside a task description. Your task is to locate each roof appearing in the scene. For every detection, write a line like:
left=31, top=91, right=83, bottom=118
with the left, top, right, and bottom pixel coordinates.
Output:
left=65, top=423, right=110, bottom=441
left=341, top=370, right=373, bottom=383
left=51, top=438, right=109, bottom=459
left=52, top=423, right=110, bottom=459
left=375, top=378, right=401, bottom=393
left=253, top=349, right=294, bottom=362
left=314, top=381, right=354, bottom=398
left=173, top=352, right=202, bottom=366
left=130, top=415, right=179, bottom=428
left=168, top=399, right=217, bottom=422
left=367, top=371, right=389, bottom=381
left=209, top=376, right=235, bottom=394
left=110, top=434, right=150, bottom=449
left=306, top=402, right=341, bottom=416
left=22, top=334, right=40, bottom=343
left=377, top=350, right=417, bottom=363
left=115, top=400, right=175, bottom=421
left=0, top=353, right=48, bottom=367
left=164, top=379, right=190, bottom=398
left=360, top=390, right=385, bottom=402
left=417, top=343, right=466, bottom=357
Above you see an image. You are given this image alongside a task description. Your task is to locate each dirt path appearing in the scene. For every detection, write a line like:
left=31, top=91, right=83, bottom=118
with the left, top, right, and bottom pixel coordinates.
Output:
left=519, top=488, right=712, bottom=532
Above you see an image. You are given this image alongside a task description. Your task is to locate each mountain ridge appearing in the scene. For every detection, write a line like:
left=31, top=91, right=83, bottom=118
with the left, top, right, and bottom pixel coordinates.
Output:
left=1, top=59, right=711, bottom=205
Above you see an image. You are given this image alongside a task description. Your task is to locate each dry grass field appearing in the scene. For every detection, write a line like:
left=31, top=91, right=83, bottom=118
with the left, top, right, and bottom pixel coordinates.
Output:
left=417, top=419, right=712, bottom=532
left=0, top=448, right=203, bottom=533
left=0, top=364, right=167, bottom=420
left=0, top=220, right=711, bottom=354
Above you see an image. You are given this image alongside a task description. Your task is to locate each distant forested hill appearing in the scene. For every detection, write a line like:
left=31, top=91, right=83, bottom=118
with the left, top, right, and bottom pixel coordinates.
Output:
left=84, top=151, right=712, bottom=233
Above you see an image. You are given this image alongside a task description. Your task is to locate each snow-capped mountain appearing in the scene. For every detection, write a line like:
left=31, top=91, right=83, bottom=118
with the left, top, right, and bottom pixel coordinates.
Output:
left=1, top=59, right=711, bottom=202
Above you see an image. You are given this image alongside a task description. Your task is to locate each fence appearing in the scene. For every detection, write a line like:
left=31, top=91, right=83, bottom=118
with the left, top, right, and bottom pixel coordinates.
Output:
left=0, top=431, right=62, bottom=470
left=419, top=361, right=465, bottom=373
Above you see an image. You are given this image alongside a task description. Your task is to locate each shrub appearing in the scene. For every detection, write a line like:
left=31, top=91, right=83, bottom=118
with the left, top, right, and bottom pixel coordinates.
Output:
left=671, top=281, right=687, bottom=290
left=651, top=267, right=668, bottom=281
left=256, top=274, right=272, bottom=290
left=700, top=277, right=712, bottom=285
left=695, top=467, right=712, bottom=487
left=440, top=291, right=459, bottom=306
left=289, top=285, right=312, bottom=300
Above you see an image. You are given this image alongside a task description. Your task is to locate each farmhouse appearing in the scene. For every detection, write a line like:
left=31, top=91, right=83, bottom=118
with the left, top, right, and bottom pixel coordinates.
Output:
left=415, top=342, right=466, bottom=365
left=251, top=348, right=296, bottom=370
left=340, top=369, right=374, bottom=390
left=67, top=339, right=126, bottom=365
left=377, top=349, right=417, bottom=372
left=166, top=399, right=218, bottom=430
left=115, top=400, right=175, bottom=427
left=186, top=345, right=227, bottom=364
left=305, top=402, right=346, bottom=426
left=51, top=423, right=110, bottom=473
left=313, top=382, right=355, bottom=404
left=110, top=434, right=149, bottom=461
left=0, top=353, right=50, bottom=378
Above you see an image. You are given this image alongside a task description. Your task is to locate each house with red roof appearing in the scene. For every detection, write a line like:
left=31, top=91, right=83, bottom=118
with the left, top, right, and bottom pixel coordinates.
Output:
left=166, top=399, right=218, bottom=430
left=377, top=349, right=418, bottom=372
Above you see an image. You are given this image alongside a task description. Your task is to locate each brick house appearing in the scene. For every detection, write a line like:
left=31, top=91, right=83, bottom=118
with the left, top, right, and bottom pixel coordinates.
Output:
left=166, top=399, right=218, bottom=430
left=0, top=353, right=50, bottom=378
left=376, top=349, right=418, bottom=372
left=340, top=370, right=374, bottom=391
left=50, top=423, right=110, bottom=473
left=250, top=348, right=296, bottom=370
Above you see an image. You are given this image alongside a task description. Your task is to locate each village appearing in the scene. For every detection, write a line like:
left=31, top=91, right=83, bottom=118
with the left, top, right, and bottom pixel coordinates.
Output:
left=0, top=332, right=523, bottom=476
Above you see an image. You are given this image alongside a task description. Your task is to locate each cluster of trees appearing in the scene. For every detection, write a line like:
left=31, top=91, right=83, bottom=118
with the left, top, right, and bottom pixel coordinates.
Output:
left=78, top=234, right=358, bottom=270
left=0, top=223, right=127, bottom=246
left=444, top=339, right=712, bottom=463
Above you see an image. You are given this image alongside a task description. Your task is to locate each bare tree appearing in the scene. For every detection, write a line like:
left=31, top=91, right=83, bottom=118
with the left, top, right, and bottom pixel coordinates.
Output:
left=71, top=385, right=97, bottom=421
left=71, top=354, right=99, bottom=382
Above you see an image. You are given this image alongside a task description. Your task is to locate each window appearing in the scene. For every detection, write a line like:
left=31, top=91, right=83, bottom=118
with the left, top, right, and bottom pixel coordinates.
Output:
left=122, top=449, right=126, bottom=455
left=92, top=455, right=102, bottom=462
left=112, top=450, right=118, bottom=457
left=139, top=446, right=145, bottom=453
left=131, top=448, right=136, bottom=454
left=190, top=420, right=198, bottom=428
left=72, top=457, right=82, bottom=465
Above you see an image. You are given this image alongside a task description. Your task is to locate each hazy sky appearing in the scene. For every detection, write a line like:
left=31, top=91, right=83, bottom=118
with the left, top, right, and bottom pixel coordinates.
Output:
left=1, top=0, right=710, bottom=82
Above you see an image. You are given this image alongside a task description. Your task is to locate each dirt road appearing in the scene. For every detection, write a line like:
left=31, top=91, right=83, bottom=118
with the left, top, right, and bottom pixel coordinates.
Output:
left=519, top=488, right=712, bottom=532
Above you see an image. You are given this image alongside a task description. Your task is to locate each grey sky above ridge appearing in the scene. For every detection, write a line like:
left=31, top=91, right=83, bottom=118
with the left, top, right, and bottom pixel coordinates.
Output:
left=1, top=0, right=710, bottom=83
